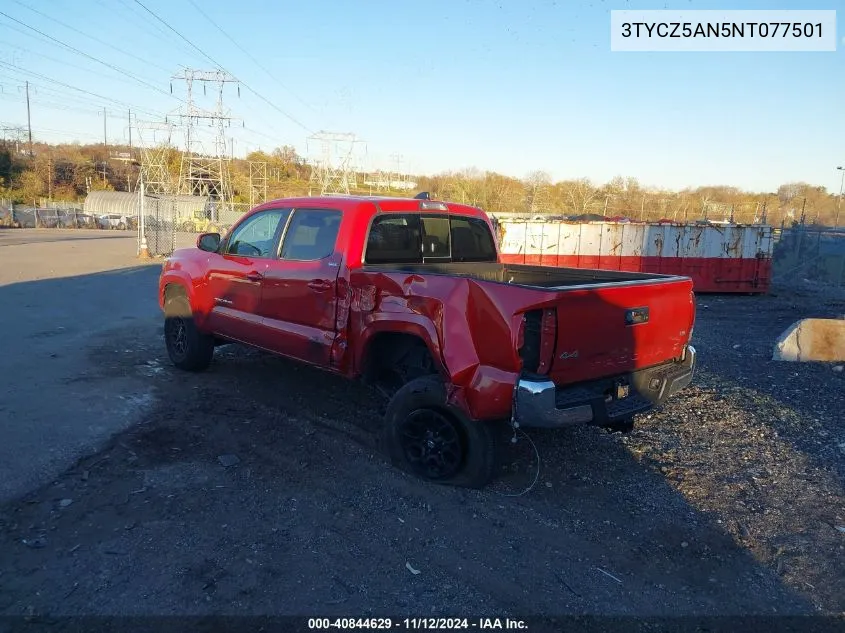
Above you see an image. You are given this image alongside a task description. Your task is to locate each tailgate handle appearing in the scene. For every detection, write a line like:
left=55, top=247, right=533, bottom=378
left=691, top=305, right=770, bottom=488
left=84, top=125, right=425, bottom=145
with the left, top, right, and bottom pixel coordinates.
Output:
left=625, top=307, right=649, bottom=325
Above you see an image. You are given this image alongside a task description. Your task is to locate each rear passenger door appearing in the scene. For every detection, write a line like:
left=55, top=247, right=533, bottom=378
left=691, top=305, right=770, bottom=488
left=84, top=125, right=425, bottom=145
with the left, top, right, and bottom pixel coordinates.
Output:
left=259, top=208, right=344, bottom=365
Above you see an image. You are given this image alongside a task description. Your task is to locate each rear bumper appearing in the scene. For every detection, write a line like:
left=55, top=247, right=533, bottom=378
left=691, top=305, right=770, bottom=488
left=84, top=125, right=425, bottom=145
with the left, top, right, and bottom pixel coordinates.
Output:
left=513, top=345, right=696, bottom=429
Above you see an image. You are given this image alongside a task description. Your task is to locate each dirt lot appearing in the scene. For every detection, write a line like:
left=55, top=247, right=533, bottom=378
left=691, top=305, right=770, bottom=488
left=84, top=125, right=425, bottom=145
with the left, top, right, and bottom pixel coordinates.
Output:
left=0, top=230, right=843, bottom=623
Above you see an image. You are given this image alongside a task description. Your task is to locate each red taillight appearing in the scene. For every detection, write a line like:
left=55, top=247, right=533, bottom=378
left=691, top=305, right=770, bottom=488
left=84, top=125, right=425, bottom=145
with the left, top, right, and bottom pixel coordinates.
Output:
left=536, top=308, right=557, bottom=375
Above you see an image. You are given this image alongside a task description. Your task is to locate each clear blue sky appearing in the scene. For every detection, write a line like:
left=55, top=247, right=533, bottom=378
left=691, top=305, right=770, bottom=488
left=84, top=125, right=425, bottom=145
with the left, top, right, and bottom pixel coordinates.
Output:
left=0, top=0, right=842, bottom=193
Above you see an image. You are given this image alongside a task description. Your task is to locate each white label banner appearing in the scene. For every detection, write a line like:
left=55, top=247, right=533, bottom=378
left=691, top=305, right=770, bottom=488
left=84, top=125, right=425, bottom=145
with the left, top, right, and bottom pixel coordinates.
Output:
left=610, top=10, right=837, bottom=52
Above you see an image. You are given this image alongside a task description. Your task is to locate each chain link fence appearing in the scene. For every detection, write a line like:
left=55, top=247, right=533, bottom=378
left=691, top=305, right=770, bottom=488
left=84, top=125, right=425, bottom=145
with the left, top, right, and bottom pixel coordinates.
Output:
left=143, top=201, right=254, bottom=256
left=138, top=197, right=177, bottom=257
left=772, top=226, right=845, bottom=287
left=0, top=205, right=109, bottom=229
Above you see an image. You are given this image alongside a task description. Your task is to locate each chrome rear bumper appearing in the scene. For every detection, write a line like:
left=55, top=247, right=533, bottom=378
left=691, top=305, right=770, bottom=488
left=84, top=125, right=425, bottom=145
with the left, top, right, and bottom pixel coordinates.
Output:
left=513, top=345, right=696, bottom=429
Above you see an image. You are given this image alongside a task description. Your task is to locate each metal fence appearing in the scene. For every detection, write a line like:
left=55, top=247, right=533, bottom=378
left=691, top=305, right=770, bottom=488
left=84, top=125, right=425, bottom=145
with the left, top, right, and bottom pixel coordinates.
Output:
left=772, top=227, right=845, bottom=287
left=140, top=201, right=253, bottom=256
left=0, top=206, right=108, bottom=229
left=138, top=197, right=176, bottom=257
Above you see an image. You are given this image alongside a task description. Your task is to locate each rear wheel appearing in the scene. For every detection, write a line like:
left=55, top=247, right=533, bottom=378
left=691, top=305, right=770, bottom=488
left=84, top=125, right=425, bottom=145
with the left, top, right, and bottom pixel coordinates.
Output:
left=381, top=375, right=497, bottom=488
left=164, top=294, right=215, bottom=371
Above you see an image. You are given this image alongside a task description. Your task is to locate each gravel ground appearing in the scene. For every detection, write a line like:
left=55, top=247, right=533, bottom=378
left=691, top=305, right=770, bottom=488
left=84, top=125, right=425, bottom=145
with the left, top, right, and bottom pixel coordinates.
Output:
left=0, top=271, right=843, bottom=622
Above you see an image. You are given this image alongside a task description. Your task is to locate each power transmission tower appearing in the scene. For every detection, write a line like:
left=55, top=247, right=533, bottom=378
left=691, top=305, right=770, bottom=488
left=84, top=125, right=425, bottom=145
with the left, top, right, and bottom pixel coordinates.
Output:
left=170, top=68, right=240, bottom=211
left=248, top=161, right=267, bottom=207
left=389, top=153, right=413, bottom=191
left=134, top=120, right=175, bottom=195
left=0, top=125, right=27, bottom=153
left=306, top=131, right=365, bottom=196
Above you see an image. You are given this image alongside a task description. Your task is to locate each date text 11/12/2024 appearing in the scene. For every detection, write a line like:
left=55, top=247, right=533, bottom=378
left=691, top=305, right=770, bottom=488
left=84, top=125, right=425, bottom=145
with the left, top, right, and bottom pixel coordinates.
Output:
left=307, top=618, right=528, bottom=630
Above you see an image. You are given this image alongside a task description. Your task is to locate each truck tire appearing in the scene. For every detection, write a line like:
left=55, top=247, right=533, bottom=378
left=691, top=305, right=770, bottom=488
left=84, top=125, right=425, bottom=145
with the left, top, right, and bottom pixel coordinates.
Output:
left=381, top=375, right=497, bottom=489
left=164, top=294, right=215, bottom=372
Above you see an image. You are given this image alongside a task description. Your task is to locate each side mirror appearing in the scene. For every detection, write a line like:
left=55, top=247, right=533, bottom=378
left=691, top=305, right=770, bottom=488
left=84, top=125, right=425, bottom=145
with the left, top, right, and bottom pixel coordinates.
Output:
left=197, top=232, right=221, bottom=252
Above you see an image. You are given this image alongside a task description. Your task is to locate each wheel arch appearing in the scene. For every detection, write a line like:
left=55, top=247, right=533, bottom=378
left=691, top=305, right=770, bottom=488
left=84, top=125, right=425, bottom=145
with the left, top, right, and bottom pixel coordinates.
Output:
left=358, top=322, right=446, bottom=385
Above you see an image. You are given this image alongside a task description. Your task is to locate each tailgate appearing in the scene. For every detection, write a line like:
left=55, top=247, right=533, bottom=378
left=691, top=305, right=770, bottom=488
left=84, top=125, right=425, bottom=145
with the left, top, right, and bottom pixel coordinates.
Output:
left=540, top=278, right=695, bottom=385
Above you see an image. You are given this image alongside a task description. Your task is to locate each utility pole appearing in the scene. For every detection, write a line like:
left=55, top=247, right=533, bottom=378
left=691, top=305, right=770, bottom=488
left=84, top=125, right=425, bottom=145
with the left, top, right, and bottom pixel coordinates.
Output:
left=25, top=81, right=32, bottom=157
left=128, top=108, right=132, bottom=153
left=836, top=166, right=844, bottom=229
left=103, top=107, right=107, bottom=147
left=47, top=157, right=52, bottom=199
left=138, top=168, right=149, bottom=259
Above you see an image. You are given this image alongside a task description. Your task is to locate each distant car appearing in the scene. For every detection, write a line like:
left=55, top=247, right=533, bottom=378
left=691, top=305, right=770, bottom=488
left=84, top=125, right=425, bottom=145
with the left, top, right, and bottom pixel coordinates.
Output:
left=97, top=214, right=130, bottom=230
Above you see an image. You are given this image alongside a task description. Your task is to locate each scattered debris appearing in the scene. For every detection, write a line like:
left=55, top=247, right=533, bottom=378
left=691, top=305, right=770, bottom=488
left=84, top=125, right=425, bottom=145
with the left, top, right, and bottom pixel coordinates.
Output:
left=595, top=567, right=622, bottom=584
left=833, top=366, right=844, bottom=373
left=405, top=562, right=421, bottom=575
left=58, top=498, right=73, bottom=508
left=21, top=538, right=46, bottom=549
left=836, top=526, right=845, bottom=534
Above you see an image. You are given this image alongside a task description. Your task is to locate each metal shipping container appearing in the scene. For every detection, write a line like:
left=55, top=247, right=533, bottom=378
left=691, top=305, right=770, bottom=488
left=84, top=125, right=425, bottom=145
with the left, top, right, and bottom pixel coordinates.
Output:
left=497, top=220, right=773, bottom=294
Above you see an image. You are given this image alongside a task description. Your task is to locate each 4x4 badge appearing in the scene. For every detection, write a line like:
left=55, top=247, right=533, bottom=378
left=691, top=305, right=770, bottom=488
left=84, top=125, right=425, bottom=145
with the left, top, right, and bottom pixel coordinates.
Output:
left=559, top=351, right=579, bottom=360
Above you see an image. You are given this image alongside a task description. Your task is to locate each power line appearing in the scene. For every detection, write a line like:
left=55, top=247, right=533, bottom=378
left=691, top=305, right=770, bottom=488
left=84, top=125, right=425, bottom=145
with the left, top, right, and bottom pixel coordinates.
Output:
left=185, top=0, right=321, bottom=118
left=132, top=0, right=222, bottom=69
left=9, top=0, right=172, bottom=75
left=0, top=9, right=179, bottom=102
left=1, top=37, right=169, bottom=96
left=130, top=0, right=313, bottom=134
left=108, top=0, right=208, bottom=66
left=0, top=61, right=167, bottom=119
left=0, top=92, right=138, bottom=121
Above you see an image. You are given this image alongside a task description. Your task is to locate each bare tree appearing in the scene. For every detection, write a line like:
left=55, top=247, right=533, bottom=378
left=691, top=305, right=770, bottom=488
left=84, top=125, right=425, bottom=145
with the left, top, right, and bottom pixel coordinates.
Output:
left=523, top=170, right=552, bottom=214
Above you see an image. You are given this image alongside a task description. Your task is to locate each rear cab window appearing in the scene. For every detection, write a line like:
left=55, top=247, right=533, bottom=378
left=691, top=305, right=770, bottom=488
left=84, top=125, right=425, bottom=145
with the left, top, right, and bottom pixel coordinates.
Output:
left=364, top=213, right=497, bottom=264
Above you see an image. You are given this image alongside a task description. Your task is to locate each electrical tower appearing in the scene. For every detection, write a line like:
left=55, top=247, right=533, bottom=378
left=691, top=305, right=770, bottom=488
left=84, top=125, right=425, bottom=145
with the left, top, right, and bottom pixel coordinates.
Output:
left=0, top=125, right=27, bottom=154
left=389, top=153, right=405, bottom=190
left=171, top=69, right=240, bottom=211
left=306, top=131, right=365, bottom=195
left=134, top=120, right=175, bottom=194
left=248, top=161, right=267, bottom=207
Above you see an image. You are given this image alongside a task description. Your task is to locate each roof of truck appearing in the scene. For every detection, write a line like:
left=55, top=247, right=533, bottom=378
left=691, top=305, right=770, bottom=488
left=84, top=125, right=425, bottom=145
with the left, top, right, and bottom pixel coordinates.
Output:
left=250, top=195, right=490, bottom=221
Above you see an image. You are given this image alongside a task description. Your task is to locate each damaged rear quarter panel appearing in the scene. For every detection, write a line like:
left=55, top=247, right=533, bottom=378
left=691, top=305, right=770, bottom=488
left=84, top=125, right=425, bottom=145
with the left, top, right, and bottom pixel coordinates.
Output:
left=350, top=269, right=559, bottom=421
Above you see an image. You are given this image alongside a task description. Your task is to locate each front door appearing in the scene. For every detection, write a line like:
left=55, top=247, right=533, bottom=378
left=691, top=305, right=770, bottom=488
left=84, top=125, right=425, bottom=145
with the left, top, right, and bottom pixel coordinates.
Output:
left=259, top=208, right=343, bottom=365
left=204, top=208, right=291, bottom=344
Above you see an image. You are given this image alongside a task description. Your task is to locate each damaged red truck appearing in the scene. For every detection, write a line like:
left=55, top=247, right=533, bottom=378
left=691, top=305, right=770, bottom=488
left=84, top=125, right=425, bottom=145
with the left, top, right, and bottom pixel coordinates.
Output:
left=158, top=195, right=697, bottom=488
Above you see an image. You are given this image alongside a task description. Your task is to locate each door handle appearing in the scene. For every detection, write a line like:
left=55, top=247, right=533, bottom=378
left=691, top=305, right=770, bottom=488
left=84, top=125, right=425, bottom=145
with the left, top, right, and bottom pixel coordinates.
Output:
left=307, top=280, right=331, bottom=291
left=246, top=271, right=264, bottom=282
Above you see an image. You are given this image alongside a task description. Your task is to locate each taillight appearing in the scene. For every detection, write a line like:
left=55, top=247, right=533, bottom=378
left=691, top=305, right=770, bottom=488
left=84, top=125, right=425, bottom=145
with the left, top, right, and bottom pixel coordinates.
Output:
left=518, top=310, right=542, bottom=373
left=536, top=308, right=557, bottom=375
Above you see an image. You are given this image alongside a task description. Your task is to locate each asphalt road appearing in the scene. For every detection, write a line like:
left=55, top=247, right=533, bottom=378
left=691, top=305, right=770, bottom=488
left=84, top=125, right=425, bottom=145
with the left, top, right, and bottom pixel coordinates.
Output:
left=0, top=229, right=162, bottom=502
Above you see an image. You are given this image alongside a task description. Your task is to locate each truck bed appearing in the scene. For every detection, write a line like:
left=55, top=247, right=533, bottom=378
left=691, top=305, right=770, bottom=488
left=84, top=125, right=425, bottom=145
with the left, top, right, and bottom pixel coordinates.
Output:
left=359, top=261, right=695, bottom=387
left=362, top=262, right=683, bottom=289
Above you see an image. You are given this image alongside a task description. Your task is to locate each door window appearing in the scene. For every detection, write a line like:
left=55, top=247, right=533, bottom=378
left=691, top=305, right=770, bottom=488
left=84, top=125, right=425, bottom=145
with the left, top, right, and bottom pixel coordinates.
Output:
left=225, top=209, right=290, bottom=257
left=280, top=209, right=343, bottom=261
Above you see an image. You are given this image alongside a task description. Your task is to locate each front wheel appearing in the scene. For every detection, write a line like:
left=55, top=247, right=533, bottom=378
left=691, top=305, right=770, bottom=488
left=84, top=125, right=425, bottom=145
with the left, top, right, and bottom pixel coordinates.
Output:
left=381, top=375, right=497, bottom=488
left=164, top=294, right=215, bottom=371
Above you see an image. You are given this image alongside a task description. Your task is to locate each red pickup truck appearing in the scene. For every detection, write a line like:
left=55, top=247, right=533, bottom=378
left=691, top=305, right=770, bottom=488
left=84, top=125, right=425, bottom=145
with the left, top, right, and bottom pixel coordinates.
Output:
left=158, top=195, right=696, bottom=488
